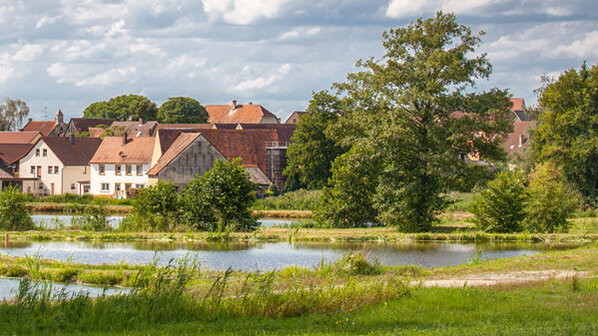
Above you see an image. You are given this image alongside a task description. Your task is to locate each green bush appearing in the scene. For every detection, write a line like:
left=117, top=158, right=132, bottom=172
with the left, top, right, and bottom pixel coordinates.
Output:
left=0, top=185, right=34, bottom=231
left=71, top=204, right=112, bottom=231
left=123, top=180, right=184, bottom=232
left=183, top=159, right=257, bottom=232
left=470, top=171, right=526, bottom=233
left=252, top=189, right=322, bottom=211
left=524, top=162, right=579, bottom=233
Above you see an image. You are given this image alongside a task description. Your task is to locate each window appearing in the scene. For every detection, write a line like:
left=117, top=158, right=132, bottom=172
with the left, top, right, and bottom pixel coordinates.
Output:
left=115, top=183, right=121, bottom=191
left=83, top=167, right=87, bottom=174
left=115, top=165, right=122, bottom=175
left=37, top=166, right=41, bottom=177
left=136, top=165, right=143, bottom=176
left=48, top=166, right=52, bottom=174
left=135, top=184, right=144, bottom=189
left=71, top=183, right=75, bottom=190
left=54, top=166, right=59, bottom=174
left=101, top=183, right=109, bottom=192
left=125, top=183, right=132, bottom=191
left=35, top=149, right=40, bottom=157
left=30, top=166, right=35, bottom=174
left=99, top=164, right=105, bottom=175
left=39, top=182, right=44, bottom=190
left=42, top=149, right=47, bottom=157
left=126, top=165, right=132, bottom=175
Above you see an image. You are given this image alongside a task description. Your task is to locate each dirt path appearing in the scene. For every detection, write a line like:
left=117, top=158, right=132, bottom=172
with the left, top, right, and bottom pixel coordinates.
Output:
left=415, top=270, right=595, bottom=288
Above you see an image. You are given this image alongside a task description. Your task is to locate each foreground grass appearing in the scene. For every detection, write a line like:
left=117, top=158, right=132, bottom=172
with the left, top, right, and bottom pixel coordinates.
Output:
left=61, top=279, right=598, bottom=335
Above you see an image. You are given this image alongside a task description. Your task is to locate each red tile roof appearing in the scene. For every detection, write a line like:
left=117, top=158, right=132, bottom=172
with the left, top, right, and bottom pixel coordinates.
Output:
left=147, top=133, right=202, bottom=175
left=22, top=120, right=57, bottom=136
left=0, top=131, right=41, bottom=144
left=199, top=129, right=279, bottom=173
left=0, top=144, right=34, bottom=164
left=42, top=137, right=102, bottom=166
left=236, top=124, right=296, bottom=143
left=90, top=137, right=155, bottom=164
left=156, top=123, right=214, bottom=131
left=205, top=103, right=279, bottom=124
left=510, top=98, right=524, bottom=111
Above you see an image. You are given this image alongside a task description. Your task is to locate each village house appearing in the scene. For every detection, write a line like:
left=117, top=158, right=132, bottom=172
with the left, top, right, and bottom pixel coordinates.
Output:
left=89, top=135, right=155, bottom=197
left=18, top=136, right=101, bottom=195
left=88, top=119, right=158, bottom=138
left=284, top=111, right=306, bottom=124
left=22, top=109, right=68, bottom=136
left=205, top=100, right=280, bottom=124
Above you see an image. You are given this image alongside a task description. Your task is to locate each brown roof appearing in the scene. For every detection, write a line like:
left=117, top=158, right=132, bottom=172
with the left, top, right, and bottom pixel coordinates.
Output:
left=88, top=127, right=105, bottom=138
left=90, top=137, right=155, bottom=164
left=205, top=103, right=279, bottom=124
left=199, top=129, right=279, bottom=173
left=42, top=137, right=102, bottom=166
left=236, top=124, right=296, bottom=143
left=156, top=123, right=214, bottom=131
left=0, top=131, right=40, bottom=144
left=245, top=166, right=272, bottom=185
left=69, top=118, right=115, bottom=133
left=109, top=121, right=158, bottom=137
left=0, top=144, right=34, bottom=164
left=147, top=133, right=202, bottom=175
left=503, top=121, right=535, bottom=158
left=22, top=120, right=57, bottom=136
left=212, top=123, right=238, bottom=129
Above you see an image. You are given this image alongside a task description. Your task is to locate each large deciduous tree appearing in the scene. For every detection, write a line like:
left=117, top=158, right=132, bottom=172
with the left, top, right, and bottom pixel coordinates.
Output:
left=532, top=63, right=598, bottom=202
left=0, top=98, right=30, bottom=131
left=283, top=91, right=346, bottom=190
left=83, top=94, right=158, bottom=121
left=321, top=12, right=513, bottom=231
left=157, top=97, right=208, bottom=123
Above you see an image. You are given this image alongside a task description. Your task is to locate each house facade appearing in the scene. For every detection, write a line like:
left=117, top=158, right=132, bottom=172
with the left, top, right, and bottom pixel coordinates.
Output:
left=89, top=135, right=155, bottom=197
left=18, top=136, right=101, bottom=195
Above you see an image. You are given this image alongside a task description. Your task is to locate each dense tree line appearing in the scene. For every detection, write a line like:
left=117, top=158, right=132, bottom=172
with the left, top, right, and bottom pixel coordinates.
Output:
left=83, top=95, right=208, bottom=124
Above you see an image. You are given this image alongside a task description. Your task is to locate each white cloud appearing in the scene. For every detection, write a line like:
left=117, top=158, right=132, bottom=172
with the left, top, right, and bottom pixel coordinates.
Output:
left=279, top=26, right=321, bottom=40
left=202, top=0, right=288, bottom=24
left=12, top=44, right=44, bottom=62
left=553, top=31, right=598, bottom=58
left=76, top=67, right=136, bottom=87
left=35, top=15, right=61, bottom=29
left=234, top=63, right=291, bottom=91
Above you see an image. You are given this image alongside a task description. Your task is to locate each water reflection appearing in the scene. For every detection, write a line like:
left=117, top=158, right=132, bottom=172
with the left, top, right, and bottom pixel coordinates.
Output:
left=0, top=240, right=583, bottom=271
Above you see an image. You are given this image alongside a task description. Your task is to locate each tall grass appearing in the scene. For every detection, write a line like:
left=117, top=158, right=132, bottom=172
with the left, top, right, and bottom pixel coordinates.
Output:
left=0, top=253, right=408, bottom=334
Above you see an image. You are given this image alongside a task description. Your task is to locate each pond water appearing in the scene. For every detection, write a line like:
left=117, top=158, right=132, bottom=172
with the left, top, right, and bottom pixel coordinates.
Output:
left=0, top=277, right=128, bottom=300
left=31, top=215, right=301, bottom=229
left=0, top=240, right=582, bottom=271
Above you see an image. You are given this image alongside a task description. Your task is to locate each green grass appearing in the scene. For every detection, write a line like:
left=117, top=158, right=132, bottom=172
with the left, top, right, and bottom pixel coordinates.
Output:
left=71, top=278, right=598, bottom=336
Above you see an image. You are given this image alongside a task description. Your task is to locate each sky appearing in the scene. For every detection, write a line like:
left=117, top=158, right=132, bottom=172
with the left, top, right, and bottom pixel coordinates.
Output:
left=0, top=0, right=597, bottom=122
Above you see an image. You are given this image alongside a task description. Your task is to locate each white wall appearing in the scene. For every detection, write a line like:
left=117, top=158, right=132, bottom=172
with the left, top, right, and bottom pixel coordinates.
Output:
left=90, top=163, right=150, bottom=196
left=19, top=140, right=64, bottom=195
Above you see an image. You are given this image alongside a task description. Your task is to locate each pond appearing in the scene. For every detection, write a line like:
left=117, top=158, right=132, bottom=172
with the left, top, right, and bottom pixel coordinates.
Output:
left=0, top=240, right=582, bottom=271
left=31, top=215, right=302, bottom=229
left=0, top=277, right=128, bottom=300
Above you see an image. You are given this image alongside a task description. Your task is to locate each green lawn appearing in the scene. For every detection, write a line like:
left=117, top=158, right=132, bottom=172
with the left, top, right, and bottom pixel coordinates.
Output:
left=75, top=279, right=597, bottom=336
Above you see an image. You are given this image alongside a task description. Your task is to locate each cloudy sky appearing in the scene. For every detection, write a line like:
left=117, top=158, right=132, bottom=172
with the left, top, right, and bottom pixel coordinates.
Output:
left=1, top=0, right=597, bottom=122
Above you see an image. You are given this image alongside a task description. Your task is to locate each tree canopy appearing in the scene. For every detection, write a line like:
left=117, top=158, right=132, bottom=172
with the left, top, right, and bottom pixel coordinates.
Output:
left=0, top=98, right=30, bottom=131
left=532, top=62, right=598, bottom=202
left=157, top=97, right=208, bottom=123
left=318, top=12, right=513, bottom=231
left=83, top=94, right=158, bottom=121
left=284, top=91, right=346, bottom=190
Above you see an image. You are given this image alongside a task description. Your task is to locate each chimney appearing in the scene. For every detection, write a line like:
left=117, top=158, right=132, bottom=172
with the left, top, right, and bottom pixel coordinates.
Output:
left=68, top=134, right=75, bottom=144
left=28, top=118, right=32, bottom=123
left=248, top=101, right=253, bottom=105
left=232, top=100, right=237, bottom=108
left=122, top=132, right=128, bottom=145
left=139, top=118, right=144, bottom=125
left=518, top=134, right=524, bottom=147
